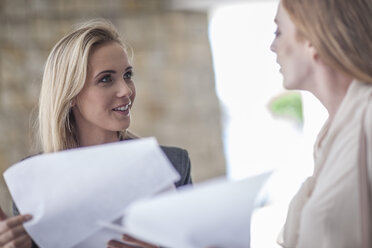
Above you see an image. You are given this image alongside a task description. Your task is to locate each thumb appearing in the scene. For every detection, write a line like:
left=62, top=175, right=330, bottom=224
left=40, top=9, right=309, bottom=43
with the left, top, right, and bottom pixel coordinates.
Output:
left=0, top=206, right=8, bottom=221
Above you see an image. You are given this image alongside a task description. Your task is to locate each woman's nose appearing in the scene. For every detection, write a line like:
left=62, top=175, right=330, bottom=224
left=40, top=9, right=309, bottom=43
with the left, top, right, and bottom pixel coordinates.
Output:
left=116, top=81, right=132, bottom=97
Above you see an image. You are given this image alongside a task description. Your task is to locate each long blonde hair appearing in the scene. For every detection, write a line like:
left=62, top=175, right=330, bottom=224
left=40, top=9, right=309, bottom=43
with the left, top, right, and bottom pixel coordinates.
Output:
left=282, top=0, right=372, bottom=84
left=38, top=19, right=131, bottom=153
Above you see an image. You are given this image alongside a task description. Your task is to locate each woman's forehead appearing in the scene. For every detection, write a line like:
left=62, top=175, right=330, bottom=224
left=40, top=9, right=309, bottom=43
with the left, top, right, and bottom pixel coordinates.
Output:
left=88, top=42, right=129, bottom=70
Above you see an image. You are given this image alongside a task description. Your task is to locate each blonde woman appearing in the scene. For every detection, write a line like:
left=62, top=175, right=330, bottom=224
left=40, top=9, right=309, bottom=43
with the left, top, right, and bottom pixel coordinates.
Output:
left=0, top=19, right=192, bottom=248
left=271, top=0, right=372, bottom=247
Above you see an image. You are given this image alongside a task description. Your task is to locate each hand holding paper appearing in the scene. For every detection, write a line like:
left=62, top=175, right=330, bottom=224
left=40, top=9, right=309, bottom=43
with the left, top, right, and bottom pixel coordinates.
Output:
left=0, top=207, right=33, bottom=248
left=107, top=235, right=159, bottom=248
left=4, top=136, right=271, bottom=248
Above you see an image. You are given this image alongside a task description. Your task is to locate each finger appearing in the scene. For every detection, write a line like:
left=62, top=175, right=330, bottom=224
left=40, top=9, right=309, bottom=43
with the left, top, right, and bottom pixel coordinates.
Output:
left=122, top=235, right=158, bottom=248
left=107, top=239, right=141, bottom=248
left=3, top=233, right=32, bottom=248
left=19, top=237, right=32, bottom=248
left=0, top=223, right=28, bottom=245
left=0, top=207, right=8, bottom=221
left=0, top=215, right=32, bottom=234
left=5, top=215, right=32, bottom=229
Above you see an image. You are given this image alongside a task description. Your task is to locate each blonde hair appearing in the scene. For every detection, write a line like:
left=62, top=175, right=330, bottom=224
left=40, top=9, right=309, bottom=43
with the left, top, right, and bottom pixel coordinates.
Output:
left=38, top=19, right=131, bottom=153
left=282, top=0, right=372, bottom=84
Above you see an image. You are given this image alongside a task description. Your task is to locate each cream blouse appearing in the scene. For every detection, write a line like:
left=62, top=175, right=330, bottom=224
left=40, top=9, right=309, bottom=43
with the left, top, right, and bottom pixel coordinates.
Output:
left=278, top=81, right=372, bottom=248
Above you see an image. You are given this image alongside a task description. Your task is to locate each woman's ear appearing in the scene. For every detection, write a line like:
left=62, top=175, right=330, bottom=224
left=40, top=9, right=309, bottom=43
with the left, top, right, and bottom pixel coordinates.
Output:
left=70, top=98, right=76, bottom=107
left=306, top=41, right=319, bottom=61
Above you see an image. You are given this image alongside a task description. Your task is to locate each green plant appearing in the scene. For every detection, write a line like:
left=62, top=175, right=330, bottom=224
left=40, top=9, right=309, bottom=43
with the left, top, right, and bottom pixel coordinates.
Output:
left=268, top=91, right=303, bottom=125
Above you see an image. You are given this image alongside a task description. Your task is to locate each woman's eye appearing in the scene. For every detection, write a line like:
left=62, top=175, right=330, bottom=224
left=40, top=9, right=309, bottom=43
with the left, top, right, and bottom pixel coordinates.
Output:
left=123, top=71, right=133, bottom=80
left=99, top=75, right=112, bottom=83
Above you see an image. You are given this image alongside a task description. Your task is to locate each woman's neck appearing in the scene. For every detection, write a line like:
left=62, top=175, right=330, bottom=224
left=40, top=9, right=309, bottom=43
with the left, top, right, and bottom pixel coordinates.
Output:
left=78, top=130, right=120, bottom=147
left=311, top=68, right=353, bottom=122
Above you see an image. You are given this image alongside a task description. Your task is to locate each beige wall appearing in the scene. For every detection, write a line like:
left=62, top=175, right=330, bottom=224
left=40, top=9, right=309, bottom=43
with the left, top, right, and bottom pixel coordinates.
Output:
left=0, top=0, right=226, bottom=215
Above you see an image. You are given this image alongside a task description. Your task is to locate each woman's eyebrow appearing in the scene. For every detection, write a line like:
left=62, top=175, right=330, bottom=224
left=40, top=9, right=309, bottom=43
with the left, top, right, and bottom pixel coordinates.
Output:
left=94, top=70, right=116, bottom=79
left=94, top=66, right=132, bottom=79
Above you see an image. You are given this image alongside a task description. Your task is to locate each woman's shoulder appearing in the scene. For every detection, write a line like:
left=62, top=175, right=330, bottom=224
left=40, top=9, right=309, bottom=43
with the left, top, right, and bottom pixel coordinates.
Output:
left=160, top=145, right=188, bottom=161
left=159, top=145, right=192, bottom=187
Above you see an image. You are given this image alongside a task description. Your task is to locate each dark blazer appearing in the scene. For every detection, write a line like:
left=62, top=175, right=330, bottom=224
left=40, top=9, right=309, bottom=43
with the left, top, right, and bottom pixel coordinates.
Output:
left=13, top=145, right=192, bottom=248
left=161, top=145, right=192, bottom=187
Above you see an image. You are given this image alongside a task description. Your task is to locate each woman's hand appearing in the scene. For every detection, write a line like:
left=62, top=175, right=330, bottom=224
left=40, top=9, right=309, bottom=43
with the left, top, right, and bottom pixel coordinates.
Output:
left=0, top=207, right=33, bottom=248
left=107, top=234, right=159, bottom=248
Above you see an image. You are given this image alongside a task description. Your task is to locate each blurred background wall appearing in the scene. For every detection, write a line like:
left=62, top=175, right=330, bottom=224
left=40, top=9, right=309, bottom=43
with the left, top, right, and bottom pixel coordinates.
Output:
left=0, top=0, right=226, bottom=215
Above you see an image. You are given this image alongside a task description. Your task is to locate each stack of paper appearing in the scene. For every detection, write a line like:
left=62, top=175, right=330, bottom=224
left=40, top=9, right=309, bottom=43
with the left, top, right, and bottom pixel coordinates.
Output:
left=110, top=172, right=272, bottom=248
left=4, top=137, right=271, bottom=248
left=4, top=138, right=180, bottom=248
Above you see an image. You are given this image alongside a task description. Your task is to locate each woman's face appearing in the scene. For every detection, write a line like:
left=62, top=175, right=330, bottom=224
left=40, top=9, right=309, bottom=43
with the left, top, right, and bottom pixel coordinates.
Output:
left=270, top=2, right=314, bottom=90
left=72, top=42, right=136, bottom=143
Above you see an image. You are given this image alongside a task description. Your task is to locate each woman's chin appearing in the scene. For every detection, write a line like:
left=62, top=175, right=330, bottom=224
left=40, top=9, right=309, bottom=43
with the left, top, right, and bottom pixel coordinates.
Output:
left=282, top=79, right=298, bottom=90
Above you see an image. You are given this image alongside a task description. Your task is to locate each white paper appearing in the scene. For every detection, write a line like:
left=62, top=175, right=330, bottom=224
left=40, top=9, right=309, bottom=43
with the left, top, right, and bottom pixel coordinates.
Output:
left=106, top=171, right=272, bottom=248
left=4, top=137, right=180, bottom=248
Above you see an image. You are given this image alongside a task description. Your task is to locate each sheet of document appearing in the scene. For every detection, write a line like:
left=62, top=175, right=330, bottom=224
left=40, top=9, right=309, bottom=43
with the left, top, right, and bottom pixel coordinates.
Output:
left=106, top=171, right=272, bottom=248
left=4, top=137, right=180, bottom=248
